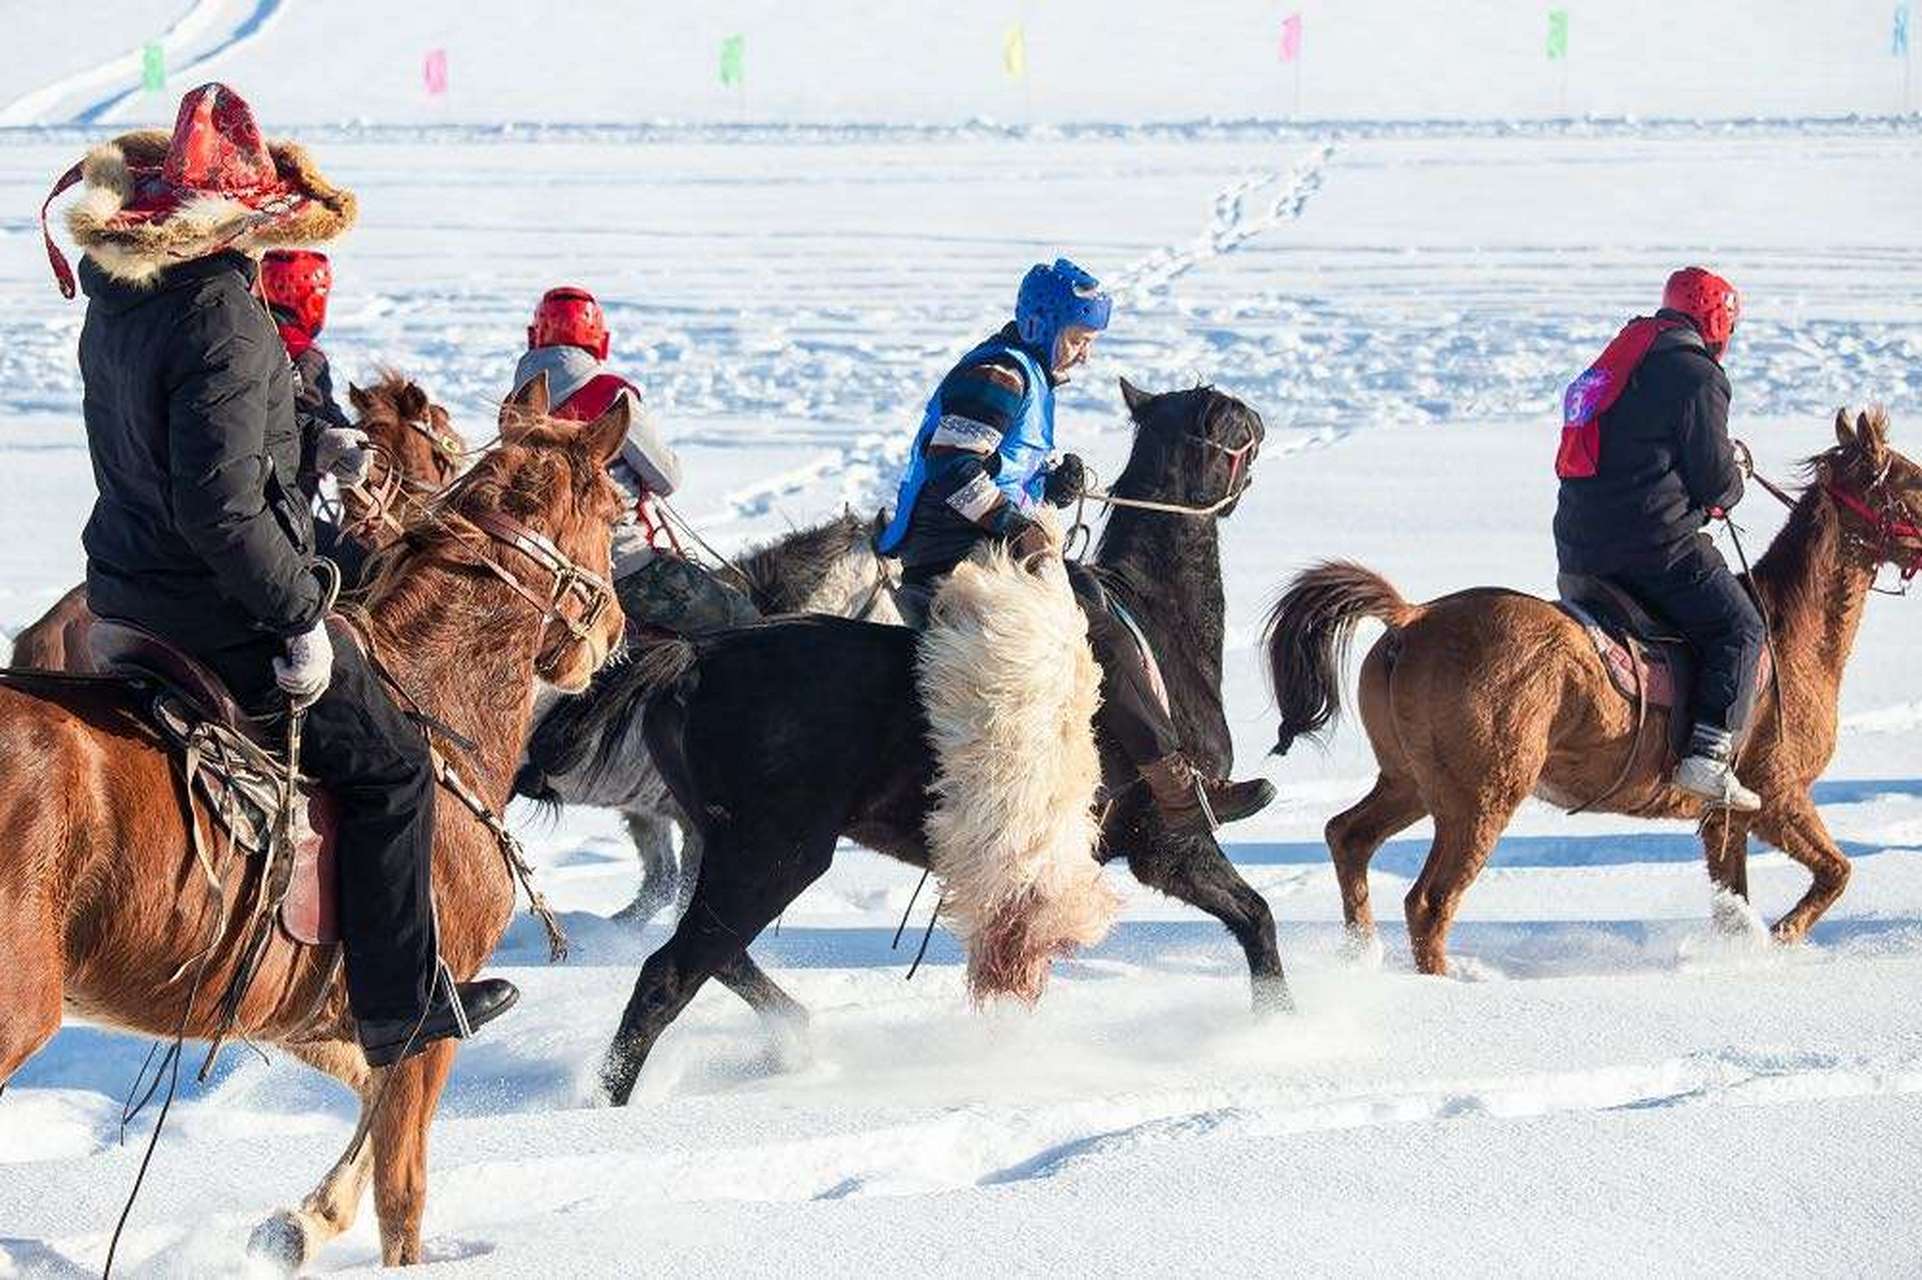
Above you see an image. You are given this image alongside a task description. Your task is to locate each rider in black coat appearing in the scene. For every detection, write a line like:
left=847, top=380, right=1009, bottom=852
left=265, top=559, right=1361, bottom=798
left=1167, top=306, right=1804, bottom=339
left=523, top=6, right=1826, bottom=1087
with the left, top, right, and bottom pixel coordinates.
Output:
left=1553, top=268, right=1765, bottom=811
left=55, top=83, right=514, bottom=1064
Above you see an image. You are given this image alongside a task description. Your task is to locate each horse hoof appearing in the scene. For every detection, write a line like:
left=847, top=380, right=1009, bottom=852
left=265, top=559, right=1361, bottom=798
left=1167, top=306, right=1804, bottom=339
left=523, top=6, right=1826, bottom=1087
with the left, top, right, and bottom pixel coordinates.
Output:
left=1251, top=977, right=1295, bottom=1017
left=246, top=1210, right=310, bottom=1275
left=1709, top=889, right=1767, bottom=940
left=1339, top=926, right=1385, bottom=970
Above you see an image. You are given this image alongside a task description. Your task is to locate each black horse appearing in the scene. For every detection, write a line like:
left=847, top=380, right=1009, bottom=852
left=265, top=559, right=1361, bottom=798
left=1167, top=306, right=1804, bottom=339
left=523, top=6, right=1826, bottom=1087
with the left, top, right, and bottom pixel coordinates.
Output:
left=598, top=376, right=1287, bottom=1104
left=515, top=510, right=897, bottom=929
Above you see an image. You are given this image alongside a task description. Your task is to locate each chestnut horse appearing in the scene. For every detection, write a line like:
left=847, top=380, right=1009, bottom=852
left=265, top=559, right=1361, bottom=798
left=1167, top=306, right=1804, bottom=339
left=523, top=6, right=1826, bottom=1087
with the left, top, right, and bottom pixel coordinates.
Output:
left=1265, top=409, right=1920, bottom=974
left=0, top=376, right=626, bottom=1268
left=7, top=371, right=467, bottom=673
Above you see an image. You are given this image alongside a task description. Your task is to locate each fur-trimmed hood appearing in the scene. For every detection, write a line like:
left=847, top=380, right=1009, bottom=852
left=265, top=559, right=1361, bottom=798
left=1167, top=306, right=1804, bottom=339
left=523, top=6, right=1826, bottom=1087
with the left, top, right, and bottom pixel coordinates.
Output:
left=64, top=129, right=356, bottom=288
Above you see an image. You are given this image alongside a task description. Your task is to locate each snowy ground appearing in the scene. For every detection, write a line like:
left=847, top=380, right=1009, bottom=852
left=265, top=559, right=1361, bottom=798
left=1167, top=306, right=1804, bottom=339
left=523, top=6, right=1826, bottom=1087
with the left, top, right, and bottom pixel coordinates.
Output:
left=5, top=115, right=1922, bottom=1276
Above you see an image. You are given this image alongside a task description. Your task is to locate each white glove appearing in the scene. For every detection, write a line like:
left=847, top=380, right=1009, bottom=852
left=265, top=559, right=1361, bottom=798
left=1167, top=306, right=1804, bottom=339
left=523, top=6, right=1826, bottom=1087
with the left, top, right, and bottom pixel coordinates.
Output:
left=273, top=621, right=334, bottom=706
left=315, top=427, right=372, bottom=485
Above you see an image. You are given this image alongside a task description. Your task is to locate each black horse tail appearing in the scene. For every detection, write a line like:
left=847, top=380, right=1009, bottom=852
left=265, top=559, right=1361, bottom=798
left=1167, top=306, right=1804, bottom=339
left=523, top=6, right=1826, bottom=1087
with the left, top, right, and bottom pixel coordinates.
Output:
left=514, top=636, right=700, bottom=804
left=1264, top=560, right=1422, bottom=757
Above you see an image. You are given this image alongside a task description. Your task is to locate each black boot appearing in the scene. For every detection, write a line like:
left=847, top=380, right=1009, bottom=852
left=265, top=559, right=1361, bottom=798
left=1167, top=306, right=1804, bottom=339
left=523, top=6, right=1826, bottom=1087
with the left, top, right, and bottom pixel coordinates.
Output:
left=358, top=978, right=520, bottom=1067
left=1140, top=753, right=1276, bottom=834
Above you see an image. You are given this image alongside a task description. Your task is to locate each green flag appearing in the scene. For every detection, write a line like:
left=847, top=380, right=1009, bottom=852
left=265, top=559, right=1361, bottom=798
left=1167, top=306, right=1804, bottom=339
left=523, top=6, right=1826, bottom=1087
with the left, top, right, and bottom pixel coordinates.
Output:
left=1546, top=9, right=1569, bottom=60
left=141, top=41, right=165, bottom=93
left=719, top=33, right=745, bottom=88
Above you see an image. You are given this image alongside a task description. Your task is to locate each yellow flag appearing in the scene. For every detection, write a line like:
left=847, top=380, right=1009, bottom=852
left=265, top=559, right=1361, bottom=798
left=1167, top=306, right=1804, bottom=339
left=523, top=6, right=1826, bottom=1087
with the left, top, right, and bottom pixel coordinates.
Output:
left=1003, top=23, right=1027, bottom=79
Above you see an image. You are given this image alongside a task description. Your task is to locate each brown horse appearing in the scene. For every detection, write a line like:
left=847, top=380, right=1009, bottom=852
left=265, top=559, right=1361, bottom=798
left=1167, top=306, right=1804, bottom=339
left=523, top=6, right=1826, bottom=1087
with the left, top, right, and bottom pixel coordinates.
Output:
left=0, top=376, right=626, bottom=1268
left=8, top=371, right=467, bottom=673
left=1264, top=409, right=1922, bottom=975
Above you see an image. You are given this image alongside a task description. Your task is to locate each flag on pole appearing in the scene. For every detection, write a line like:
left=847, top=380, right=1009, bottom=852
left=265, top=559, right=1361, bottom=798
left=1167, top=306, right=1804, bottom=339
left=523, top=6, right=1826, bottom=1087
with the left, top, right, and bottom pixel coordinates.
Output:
left=719, top=33, right=746, bottom=87
left=141, top=41, right=165, bottom=93
left=1547, top=8, right=1570, bottom=61
left=1003, top=23, right=1027, bottom=79
left=423, top=48, right=448, bottom=96
left=1896, top=2, right=1913, bottom=56
left=1279, top=12, right=1303, bottom=63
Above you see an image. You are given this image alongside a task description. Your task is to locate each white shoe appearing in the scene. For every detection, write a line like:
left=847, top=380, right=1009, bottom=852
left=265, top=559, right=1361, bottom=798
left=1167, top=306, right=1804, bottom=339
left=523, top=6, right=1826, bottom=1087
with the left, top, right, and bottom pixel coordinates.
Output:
left=1673, top=754, right=1761, bottom=812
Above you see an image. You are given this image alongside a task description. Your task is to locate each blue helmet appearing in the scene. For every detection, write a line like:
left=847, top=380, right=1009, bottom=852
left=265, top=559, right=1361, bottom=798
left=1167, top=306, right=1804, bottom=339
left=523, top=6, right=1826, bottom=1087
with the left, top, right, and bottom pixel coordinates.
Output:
left=1016, top=258, right=1112, bottom=358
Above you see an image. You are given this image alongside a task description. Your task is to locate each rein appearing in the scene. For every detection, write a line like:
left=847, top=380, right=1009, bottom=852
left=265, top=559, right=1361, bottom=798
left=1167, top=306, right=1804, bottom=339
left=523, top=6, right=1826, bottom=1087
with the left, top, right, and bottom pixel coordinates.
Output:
left=1080, top=419, right=1260, bottom=518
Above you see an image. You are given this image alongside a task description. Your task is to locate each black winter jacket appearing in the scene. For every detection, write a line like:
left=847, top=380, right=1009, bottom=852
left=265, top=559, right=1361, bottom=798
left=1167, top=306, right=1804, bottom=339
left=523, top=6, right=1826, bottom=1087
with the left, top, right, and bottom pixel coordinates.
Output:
left=79, top=251, right=326, bottom=656
left=1553, top=315, right=1743, bottom=576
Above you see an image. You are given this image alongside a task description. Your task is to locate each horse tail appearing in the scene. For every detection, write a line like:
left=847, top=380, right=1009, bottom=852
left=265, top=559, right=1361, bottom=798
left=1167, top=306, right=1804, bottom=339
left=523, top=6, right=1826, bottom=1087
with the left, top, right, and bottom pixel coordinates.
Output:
left=513, top=635, right=699, bottom=806
left=1264, top=560, right=1422, bottom=756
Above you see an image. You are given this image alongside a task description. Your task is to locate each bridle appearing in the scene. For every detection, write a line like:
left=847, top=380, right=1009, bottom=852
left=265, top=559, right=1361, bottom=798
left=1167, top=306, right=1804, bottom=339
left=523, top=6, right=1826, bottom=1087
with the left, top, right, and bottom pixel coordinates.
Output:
left=1081, top=400, right=1262, bottom=519
left=426, top=477, right=616, bottom=679
left=1742, top=440, right=1922, bottom=582
left=337, top=410, right=468, bottom=546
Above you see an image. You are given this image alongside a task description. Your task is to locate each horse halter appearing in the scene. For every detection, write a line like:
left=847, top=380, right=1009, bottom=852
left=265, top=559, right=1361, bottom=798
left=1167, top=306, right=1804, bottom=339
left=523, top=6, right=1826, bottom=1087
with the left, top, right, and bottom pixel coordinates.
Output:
left=1824, top=477, right=1922, bottom=581
left=457, top=506, right=616, bottom=677
left=1743, top=440, right=1922, bottom=581
left=1084, top=403, right=1261, bottom=519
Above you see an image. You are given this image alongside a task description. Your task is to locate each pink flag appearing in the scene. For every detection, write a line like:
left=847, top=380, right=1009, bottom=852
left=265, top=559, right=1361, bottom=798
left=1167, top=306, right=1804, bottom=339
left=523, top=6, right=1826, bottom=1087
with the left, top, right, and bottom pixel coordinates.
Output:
left=1279, top=13, right=1303, bottom=63
left=423, top=48, right=448, bottom=96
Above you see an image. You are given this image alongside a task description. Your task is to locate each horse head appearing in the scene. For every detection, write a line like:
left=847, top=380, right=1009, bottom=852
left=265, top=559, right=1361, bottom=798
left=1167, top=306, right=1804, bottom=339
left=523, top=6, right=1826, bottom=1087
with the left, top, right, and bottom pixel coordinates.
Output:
left=365, top=371, right=629, bottom=692
left=348, top=371, right=469, bottom=492
left=1812, top=406, right=1922, bottom=578
left=1113, top=376, right=1265, bottom=519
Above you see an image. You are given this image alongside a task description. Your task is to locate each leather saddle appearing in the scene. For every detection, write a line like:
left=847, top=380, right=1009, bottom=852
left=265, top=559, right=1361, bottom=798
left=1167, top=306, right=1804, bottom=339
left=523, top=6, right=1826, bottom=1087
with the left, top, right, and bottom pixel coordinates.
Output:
left=1553, top=573, right=1769, bottom=759
left=89, top=618, right=339, bottom=946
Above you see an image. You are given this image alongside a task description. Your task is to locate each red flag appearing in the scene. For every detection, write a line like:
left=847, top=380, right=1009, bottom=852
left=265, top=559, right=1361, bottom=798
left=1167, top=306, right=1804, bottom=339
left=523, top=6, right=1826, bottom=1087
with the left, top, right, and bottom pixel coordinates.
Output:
left=1279, top=13, right=1303, bottom=63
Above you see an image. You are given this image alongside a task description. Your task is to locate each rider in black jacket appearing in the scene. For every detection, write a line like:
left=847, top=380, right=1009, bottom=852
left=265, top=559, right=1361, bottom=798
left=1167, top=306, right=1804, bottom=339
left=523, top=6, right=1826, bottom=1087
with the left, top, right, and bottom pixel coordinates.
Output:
left=54, top=83, right=515, bottom=1063
left=1554, top=268, right=1765, bottom=810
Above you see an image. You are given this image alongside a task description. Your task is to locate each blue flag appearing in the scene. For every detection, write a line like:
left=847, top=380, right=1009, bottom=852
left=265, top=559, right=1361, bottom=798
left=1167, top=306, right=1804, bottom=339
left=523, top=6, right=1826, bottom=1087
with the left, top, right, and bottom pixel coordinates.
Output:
left=1898, top=2, right=1912, bottom=56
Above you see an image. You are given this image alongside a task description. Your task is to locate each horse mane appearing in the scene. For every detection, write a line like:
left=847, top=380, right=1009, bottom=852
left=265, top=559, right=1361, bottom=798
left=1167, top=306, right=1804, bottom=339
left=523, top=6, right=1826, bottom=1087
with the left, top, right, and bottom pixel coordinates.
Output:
left=1750, top=408, right=1892, bottom=621
left=731, top=510, right=878, bottom=613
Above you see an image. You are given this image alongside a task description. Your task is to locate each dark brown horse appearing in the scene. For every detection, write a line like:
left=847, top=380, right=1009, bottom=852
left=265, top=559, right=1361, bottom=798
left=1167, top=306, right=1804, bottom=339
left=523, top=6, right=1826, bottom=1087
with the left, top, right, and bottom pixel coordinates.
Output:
left=1265, top=409, right=1921, bottom=974
left=0, top=376, right=626, bottom=1267
left=8, top=372, right=467, bottom=674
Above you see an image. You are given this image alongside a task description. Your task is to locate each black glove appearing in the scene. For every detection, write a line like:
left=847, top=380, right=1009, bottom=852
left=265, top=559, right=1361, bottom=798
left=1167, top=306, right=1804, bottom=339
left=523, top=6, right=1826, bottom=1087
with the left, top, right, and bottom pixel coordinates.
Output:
left=1043, top=454, right=1087, bottom=507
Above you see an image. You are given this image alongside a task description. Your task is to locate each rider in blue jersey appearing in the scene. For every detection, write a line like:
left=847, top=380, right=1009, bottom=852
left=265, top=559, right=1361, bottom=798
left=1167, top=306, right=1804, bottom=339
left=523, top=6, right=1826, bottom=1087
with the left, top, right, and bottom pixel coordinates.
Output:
left=882, top=259, right=1274, bottom=834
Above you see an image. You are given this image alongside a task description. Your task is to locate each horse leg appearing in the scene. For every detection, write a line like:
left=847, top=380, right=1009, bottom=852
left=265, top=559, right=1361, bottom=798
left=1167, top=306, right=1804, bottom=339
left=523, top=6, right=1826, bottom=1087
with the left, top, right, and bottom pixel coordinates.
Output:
left=1752, top=800, right=1852, bottom=943
left=1699, top=804, right=1753, bottom=896
left=1326, top=771, right=1426, bottom=940
left=0, top=891, right=62, bottom=1087
left=712, top=951, right=811, bottom=1068
left=369, top=1039, right=457, bottom=1266
left=1127, top=834, right=1290, bottom=1013
left=247, top=1039, right=376, bottom=1270
left=612, top=807, right=680, bottom=931
left=600, top=821, right=836, bottom=1105
left=1405, top=799, right=1520, bottom=977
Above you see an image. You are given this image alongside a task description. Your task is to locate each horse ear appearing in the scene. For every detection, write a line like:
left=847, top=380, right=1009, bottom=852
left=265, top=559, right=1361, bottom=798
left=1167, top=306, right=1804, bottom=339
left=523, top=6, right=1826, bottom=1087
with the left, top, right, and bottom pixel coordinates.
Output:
left=1118, top=377, right=1154, bottom=418
left=397, top=382, right=429, bottom=419
left=501, top=371, right=550, bottom=438
left=1835, top=407, right=1855, bottom=452
left=348, top=383, right=369, bottom=415
left=578, top=389, right=632, bottom=464
left=1857, top=407, right=1890, bottom=468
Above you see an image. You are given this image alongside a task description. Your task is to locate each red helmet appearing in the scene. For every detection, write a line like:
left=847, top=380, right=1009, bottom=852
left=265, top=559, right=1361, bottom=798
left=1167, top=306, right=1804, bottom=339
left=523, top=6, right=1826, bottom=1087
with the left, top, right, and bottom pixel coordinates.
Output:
left=528, top=286, right=609, bottom=360
left=1662, top=267, right=1740, bottom=351
left=261, top=249, right=332, bottom=338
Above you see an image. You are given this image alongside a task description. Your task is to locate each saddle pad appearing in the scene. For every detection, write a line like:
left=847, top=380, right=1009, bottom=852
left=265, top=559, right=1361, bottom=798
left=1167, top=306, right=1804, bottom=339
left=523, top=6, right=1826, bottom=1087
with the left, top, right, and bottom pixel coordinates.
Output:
left=1557, top=601, right=1679, bottom=708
